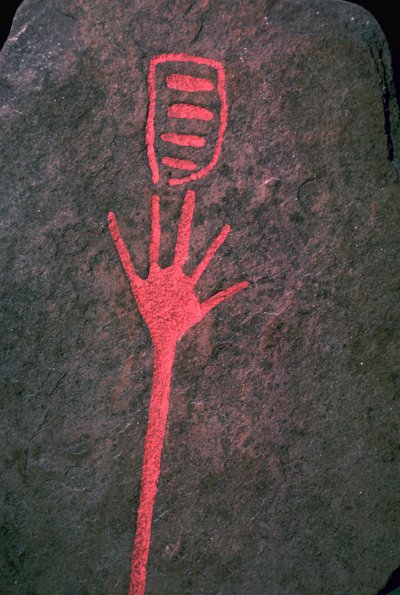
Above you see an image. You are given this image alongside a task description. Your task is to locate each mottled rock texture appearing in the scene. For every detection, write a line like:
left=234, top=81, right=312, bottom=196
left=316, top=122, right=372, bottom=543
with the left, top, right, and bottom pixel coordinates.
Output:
left=1, top=1, right=399, bottom=593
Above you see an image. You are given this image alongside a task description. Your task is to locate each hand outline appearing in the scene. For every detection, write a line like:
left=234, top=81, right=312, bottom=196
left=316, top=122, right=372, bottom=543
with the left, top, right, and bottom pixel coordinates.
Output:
left=108, top=189, right=248, bottom=349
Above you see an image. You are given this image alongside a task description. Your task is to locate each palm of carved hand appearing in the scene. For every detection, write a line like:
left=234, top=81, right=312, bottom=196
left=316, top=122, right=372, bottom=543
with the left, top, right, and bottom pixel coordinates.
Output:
left=108, top=190, right=248, bottom=348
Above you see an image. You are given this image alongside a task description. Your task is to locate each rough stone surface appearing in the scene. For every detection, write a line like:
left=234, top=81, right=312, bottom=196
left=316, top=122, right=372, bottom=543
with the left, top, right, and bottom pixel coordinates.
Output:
left=1, top=1, right=399, bottom=593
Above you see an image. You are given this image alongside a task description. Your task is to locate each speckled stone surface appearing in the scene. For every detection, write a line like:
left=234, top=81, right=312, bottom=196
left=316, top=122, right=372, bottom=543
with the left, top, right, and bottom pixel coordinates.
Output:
left=1, top=1, right=399, bottom=593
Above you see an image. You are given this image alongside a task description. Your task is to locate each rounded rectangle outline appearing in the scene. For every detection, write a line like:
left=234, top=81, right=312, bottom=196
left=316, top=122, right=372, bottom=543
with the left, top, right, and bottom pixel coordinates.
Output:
left=145, top=53, right=228, bottom=187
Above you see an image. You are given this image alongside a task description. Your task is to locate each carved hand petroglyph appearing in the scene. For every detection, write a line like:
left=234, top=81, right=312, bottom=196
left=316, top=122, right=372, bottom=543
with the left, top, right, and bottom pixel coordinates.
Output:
left=108, top=188, right=248, bottom=595
left=108, top=189, right=248, bottom=350
left=107, top=53, right=243, bottom=595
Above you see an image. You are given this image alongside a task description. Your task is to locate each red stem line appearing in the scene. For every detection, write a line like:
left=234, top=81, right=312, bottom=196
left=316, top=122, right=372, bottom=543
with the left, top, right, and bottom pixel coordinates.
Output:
left=129, top=343, right=176, bottom=595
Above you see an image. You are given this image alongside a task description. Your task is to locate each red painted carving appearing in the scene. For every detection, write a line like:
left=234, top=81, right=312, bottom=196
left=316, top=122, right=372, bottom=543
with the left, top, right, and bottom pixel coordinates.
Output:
left=108, top=189, right=248, bottom=594
left=161, top=156, right=198, bottom=171
left=167, top=102, right=214, bottom=121
left=146, top=53, right=228, bottom=187
left=107, top=52, right=246, bottom=593
left=160, top=132, right=206, bottom=148
left=166, top=73, right=215, bottom=92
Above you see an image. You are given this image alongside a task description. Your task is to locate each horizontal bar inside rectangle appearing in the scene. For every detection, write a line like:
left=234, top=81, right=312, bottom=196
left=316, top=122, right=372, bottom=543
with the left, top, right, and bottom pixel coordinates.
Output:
left=162, top=157, right=198, bottom=171
left=167, top=103, right=214, bottom=121
left=166, top=74, right=214, bottom=92
left=160, top=133, right=206, bottom=148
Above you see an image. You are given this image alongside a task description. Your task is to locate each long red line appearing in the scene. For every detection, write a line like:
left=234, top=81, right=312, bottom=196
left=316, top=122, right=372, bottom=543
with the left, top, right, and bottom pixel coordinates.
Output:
left=166, top=73, right=214, bottom=92
left=129, top=344, right=175, bottom=595
left=160, top=133, right=206, bottom=148
left=167, top=103, right=214, bottom=121
left=146, top=59, right=158, bottom=184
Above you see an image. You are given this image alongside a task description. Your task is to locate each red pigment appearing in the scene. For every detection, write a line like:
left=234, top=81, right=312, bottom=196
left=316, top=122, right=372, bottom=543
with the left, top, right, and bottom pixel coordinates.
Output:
left=166, top=73, right=214, bottom=92
left=161, top=156, right=198, bottom=171
left=108, top=190, right=248, bottom=594
left=167, top=103, right=214, bottom=121
left=160, top=133, right=206, bottom=148
left=145, top=53, right=228, bottom=187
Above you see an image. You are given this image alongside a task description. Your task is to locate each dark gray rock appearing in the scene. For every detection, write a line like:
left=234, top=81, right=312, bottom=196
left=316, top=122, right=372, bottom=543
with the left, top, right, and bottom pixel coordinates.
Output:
left=1, top=1, right=399, bottom=593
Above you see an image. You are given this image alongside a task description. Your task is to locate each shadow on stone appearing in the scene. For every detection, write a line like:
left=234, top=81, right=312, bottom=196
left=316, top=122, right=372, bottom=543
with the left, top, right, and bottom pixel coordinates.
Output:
left=377, top=566, right=400, bottom=594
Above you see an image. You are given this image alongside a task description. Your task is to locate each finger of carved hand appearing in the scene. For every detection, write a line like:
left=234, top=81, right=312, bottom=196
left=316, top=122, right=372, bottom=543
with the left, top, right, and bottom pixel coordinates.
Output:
left=200, top=281, right=249, bottom=317
left=174, top=189, right=195, bottom=267
left=191, top=224, right=230, bottom=285
left=150, top=194, right=161, bottom=266
left=108, top=211, right=141, bottom=290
